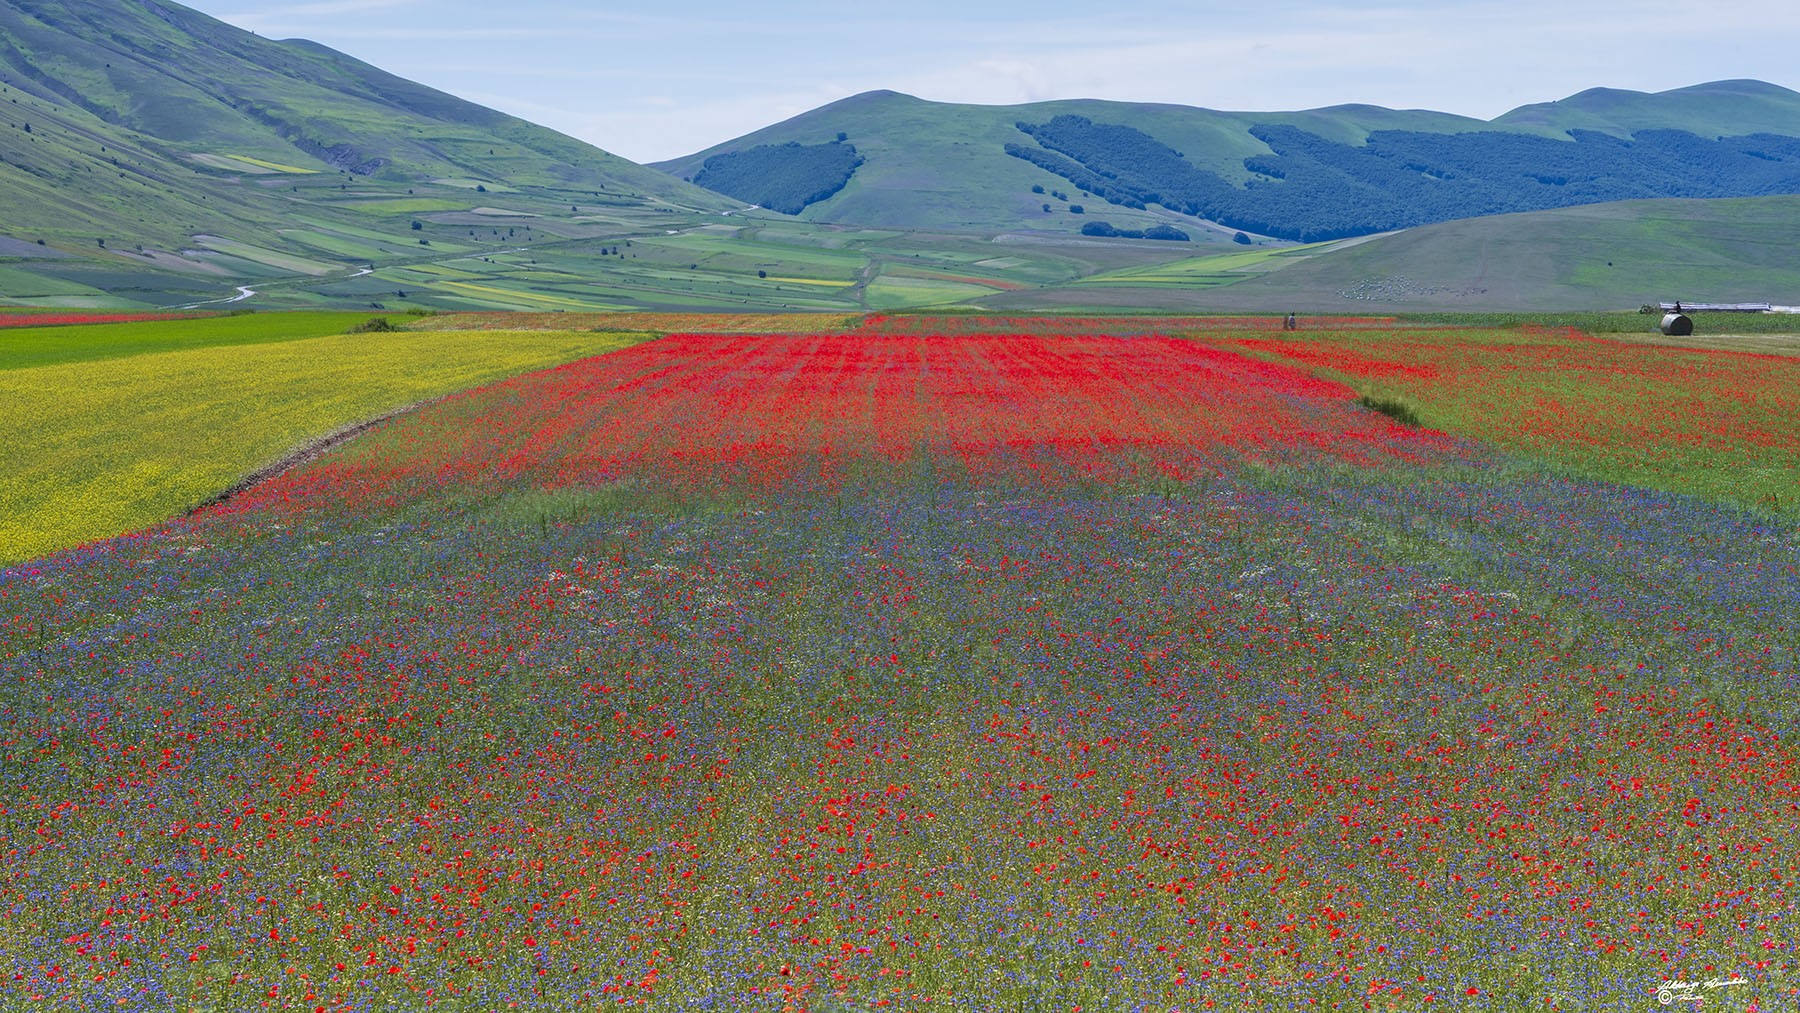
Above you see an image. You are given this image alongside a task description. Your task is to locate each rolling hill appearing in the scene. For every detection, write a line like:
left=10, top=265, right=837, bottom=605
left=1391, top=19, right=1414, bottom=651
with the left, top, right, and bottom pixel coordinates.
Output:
left=5, top=5, right=1798, bottom=316
left=655, top=83, right=1800, bottom=239
left=0, top=0, right=733, bottom=306
left=968, top=194, right=1800, bottom=314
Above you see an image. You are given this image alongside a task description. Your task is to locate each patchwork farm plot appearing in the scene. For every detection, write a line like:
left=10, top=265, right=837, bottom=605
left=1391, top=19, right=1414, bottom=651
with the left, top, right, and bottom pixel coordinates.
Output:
left=1, top=316, right=1796, bottom=1012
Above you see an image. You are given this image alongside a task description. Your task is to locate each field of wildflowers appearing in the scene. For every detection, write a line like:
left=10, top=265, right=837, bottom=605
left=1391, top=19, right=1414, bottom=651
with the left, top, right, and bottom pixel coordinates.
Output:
left=0, top=329, right=653, bottom=564
left=1, top=318, right=1794, bottom=1012
left=1216, top=325, right=1800, bottom=516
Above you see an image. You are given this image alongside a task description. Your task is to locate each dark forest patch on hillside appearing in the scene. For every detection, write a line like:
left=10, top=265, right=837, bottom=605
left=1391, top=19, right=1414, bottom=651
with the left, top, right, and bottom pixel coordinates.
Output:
left=1011, top=115, right=1800, bottom=241
left=693, top=141, right=864, bottom=214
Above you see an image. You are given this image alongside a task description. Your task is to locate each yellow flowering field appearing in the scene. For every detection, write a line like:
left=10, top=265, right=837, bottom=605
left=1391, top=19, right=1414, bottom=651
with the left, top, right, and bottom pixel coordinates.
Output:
left=0, top=329, right=651, bottom=564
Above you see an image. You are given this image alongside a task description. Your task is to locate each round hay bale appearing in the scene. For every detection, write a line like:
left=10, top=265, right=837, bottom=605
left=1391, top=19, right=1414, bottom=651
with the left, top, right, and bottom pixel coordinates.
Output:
left=1660, top=313, right=1693, bottom=336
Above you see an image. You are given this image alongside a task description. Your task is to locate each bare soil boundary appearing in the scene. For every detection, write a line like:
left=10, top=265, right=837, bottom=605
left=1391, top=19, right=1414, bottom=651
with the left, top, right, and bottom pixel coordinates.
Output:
left=189, top=396, right=444, bottom=514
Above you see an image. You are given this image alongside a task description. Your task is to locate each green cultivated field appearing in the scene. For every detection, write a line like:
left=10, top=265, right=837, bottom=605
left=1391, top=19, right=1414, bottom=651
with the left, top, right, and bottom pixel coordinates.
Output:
left=0, top=312, right=369, bottom=369
left=268, top=225, right=1189, bottom=314
left=1070, top=242, right=1341, bottom=288
left=10, top=186, right=1800, bottom=314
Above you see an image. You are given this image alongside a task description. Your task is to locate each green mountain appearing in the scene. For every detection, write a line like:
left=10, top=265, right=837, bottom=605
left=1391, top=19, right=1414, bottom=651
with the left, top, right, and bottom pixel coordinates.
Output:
left=6, top=5, right=1798, bottom=317
left=1492, top=80, right=1800, bottom=138
left=0, top=0, right=732, bottom=307
left=967, top=194, right=1800, bottom=314
left=1202, top=194, right=1800, bottom=312
left=655, top=83, right=1800, bottom=239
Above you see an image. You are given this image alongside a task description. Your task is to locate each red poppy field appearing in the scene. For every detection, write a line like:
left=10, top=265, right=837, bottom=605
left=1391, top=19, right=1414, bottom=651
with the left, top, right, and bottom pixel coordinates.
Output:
left=2, top=317, right=1795, bottom=1012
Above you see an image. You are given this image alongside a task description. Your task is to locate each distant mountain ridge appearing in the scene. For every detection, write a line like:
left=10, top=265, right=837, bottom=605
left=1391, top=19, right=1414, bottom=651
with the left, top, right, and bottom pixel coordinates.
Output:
left=657, top=82, right=1800, bottom=238
left=4, top=5, right=1796, bottom=314
left=0, top=0, right=729, bottom=253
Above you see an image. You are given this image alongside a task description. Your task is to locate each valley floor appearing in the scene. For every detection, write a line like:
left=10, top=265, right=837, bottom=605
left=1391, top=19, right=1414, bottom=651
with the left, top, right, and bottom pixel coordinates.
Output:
left=0, top=316, right=1794, bottom=1010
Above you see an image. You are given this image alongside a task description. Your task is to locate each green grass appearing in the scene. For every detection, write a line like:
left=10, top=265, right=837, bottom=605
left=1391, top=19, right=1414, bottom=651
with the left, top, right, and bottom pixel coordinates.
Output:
left=277, top=229, right=402, bottom=260
left=0, top=0, right=733, bottom=317
left=190, top=236, right=342, bottom=276
left=1492, top=79, right=1800, bottom=139
left=342, top=198, right=472, bottom=215
left=1179, top=195, right=1800, bottom=313
left=326, top=233, right=881, bottom=313
left=644, top=231, right=871, bottom=279
left=863, top=275, right=997, bottom=309
left=431, top=177, right=519, bottom=192
left=0, top=264, right=115, bottom=298
left=0, top=328, right=656, bottom=564
left=1071, top=242, right=1337, bottom=287
left=0, top=311, right=374, bottom=370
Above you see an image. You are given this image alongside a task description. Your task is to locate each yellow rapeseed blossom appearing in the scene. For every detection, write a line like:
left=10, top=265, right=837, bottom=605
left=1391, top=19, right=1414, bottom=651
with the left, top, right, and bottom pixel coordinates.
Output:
left=0, top=329, right=649, bottom=564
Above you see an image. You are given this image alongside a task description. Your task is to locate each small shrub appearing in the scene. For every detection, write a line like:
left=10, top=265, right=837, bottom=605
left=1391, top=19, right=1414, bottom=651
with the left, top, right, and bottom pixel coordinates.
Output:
left=1356, top=394, right=1422, bottom=427
left=347, top=317, right=398, bottom=334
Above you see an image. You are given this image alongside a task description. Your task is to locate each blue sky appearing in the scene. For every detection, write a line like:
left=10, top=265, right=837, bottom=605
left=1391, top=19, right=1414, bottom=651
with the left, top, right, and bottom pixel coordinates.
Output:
left=197, top=0, right=1799, bottom=163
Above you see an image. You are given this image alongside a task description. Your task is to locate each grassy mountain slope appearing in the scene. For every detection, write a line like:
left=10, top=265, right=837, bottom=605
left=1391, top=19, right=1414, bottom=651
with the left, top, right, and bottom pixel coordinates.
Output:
left=0, top=0, right=733, bottom=306
left=0, top=0, right=728, bottom=199
left=1207, top=194, right=1800, bottom=310
left=1493, top=79, right=1800, bottom=138
left=656, top=83, right=1800, bottom=236
left=973, top=195, right=1800, bottom=313
left=654, top=91, right=1259, bottom=235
